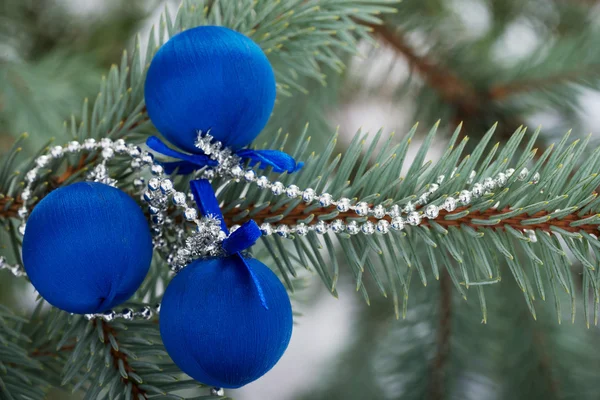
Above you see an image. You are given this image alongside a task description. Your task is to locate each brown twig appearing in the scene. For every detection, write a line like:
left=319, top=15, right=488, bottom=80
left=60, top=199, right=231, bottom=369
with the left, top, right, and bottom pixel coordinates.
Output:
left=223, top=203, right=600, bottom=236
left=2, top=193, right=599, bottom=235
left=489, top=67, right=600, bottom=100
left=370, top=23, right=481, bottom=116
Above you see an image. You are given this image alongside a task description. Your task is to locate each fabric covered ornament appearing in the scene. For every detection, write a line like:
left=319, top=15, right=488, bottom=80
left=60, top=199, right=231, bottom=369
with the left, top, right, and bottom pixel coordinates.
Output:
left=22, top=182, right=153, bottom=314
left=145, top=26, right=276, bottom=153
left=160, top=256, right=293, bottom=388
left=159, top=179, right=292, bottom=388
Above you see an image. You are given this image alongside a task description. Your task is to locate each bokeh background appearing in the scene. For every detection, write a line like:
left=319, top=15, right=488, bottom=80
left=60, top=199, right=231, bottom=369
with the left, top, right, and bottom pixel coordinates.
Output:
left=2, top=1, right=600, bottom=399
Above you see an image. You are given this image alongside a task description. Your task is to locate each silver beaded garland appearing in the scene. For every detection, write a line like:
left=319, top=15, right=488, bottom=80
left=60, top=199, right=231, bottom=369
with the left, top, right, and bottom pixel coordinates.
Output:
left=10, top=131, right=546, bottom=299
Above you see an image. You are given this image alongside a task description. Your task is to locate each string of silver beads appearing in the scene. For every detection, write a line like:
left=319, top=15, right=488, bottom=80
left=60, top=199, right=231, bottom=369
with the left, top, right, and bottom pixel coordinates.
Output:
left=84, top=303, right=161, bottom=322
left=17, top=137, right=141, bottom=236
left=257, top=167, right=539, bottom=238
left=0, top=256, right=26, bottom=277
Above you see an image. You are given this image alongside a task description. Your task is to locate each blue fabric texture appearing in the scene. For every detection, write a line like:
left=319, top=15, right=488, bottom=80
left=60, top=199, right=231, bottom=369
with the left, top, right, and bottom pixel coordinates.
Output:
left=22, top=182, right=153, bottom=314
left=160, top=257, right=293, bottom=388
left=144, top=26, right=276, bottom=153
left=146, top=135, right=303, bottom=175
left=190, top=179, right=268, bottom=308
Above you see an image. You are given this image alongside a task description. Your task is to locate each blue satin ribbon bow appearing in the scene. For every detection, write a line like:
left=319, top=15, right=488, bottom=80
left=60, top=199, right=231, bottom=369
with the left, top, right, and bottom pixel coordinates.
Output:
left=146, top=136, right=303, bottom=175
left=190, top=179, right=269, bottom=309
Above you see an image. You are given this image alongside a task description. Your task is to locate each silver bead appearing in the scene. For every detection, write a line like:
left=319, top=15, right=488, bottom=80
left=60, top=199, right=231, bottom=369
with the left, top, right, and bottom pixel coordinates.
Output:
left=346, top=221, right=359, bottom=235
left=531, top=172, right=540, bottom=184
left=101, top=147, right=114, bottom=159
left=100, top=138, right=113, bottom=148
left=391, top=217, right=405, bottom=231
left=373, top=205, right=385, bottom=219
left=172, top=192, right=186, bottom=206
left=230, top=165, right=243, bottom=179
left=127, top=145, right=141, bottom=157
left=257, top=176, right=270, bottom=188
left=315, top=221, right=327, bottom=234
left=121, top=308, right=134, bottom=320
left=25, top=169, right=38, bottom=183
left=403, top=202, right=415, bottom=213
left=376, top=220, right=390, bottom=234
left=36, top=155, right=50, bottom=168
left=21, top=189, right=31, bottom=201
left=83, top=138, right=96, bottom=150
left=361, top=221, right=375, bottom=235
left=437, top=175, right=445, bottom=184
left=443, top=197, right=457, bottom=212
left=418, top=193, right=429, bottom=205
left=505, top=168, right=515, bottom=177
left=428, top=183, right=439, bottom=194
left=67, top=141, right=81, bottom=152
left=302, top=188, right=315, bottom=203
left=425, top=205, right=439, bottom=219
left=184, top=208, right=197, bottom=221
left=483, top=177, right=496, bottom=191
left=141, top=153, right=154, bottom=165
left=260, top=223, right=273, bottom=236
left=114, top=139, right=127, bottom=153
left=154, top=303, right=161, bottom=313
left=331, top=220, right=345, bottom=233
left=276, top=225, right=290, bottom=237
left=459, top=190, right=471, bottom=203
left=354, top=202, right=369, bottom=216
left=407, top=211, right=421, bottom=226
left=319, top=193, right=333, bottom=207
left=472, top=183, right=484, bottom=198
left=244, top=170, right=256, bottom=182
left=337, top=198, right=351, bottom=212
left=140, top=306, right=153, bottom=320
left=295, top=224, right=308, bottom=236
left=17, top=207, right=28, bottom=218
left=388, top=204, right=401, bottom=218
left=151, top=164, right=164, bottom=175
left=18, top=223, right=26, bottom=235
left=148, top=178, right=160, bottom=191
left=496, top=172, right=507, bottom=186
left=286, top=185, right=300, bottom=198
left=143, top=190, right=154, bottom=202
left=211, top=388, right=225, bottom=396
left=160, top=179, right=174, bottom=194
left=271, top=182, right=284, bottom=195
left=50, top=146, right=63, bottom=158
left=518, top=167, right=528, bottom=181
left=102, top=311, right=116, bottom=322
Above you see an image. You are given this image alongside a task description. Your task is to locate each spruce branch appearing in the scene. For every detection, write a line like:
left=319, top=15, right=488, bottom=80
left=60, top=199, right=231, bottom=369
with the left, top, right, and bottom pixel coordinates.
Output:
left=214, top=122, right=600, bottom=321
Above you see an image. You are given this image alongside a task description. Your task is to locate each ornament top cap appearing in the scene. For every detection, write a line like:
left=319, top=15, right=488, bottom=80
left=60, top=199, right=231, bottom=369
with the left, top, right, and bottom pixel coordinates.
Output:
left=145, top=25, right=276, bottom=153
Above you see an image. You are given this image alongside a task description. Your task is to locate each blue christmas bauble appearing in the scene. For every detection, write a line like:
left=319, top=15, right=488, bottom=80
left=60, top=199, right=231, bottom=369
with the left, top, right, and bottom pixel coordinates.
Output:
left=22, top=182, right=153, bottom=314
left=160, top=257, right=293, bottom=388
left=145, top=26, right=276, bottom=153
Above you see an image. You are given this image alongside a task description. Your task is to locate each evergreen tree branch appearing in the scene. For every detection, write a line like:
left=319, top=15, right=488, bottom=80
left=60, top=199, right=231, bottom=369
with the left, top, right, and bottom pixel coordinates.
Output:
left=369, top=23, right=480, bottom=114
left=489, top=67, right=600, bottom=100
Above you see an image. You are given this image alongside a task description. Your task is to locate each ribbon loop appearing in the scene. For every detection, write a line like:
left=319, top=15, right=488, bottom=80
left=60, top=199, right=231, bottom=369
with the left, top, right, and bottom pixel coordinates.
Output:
left=222, top=220, right=262, bottom=255
left=237, top=149, right=304, bottom=174
left=146, top=136, right=303, bottom=176
left=189, top=179, right=268, bottom=309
